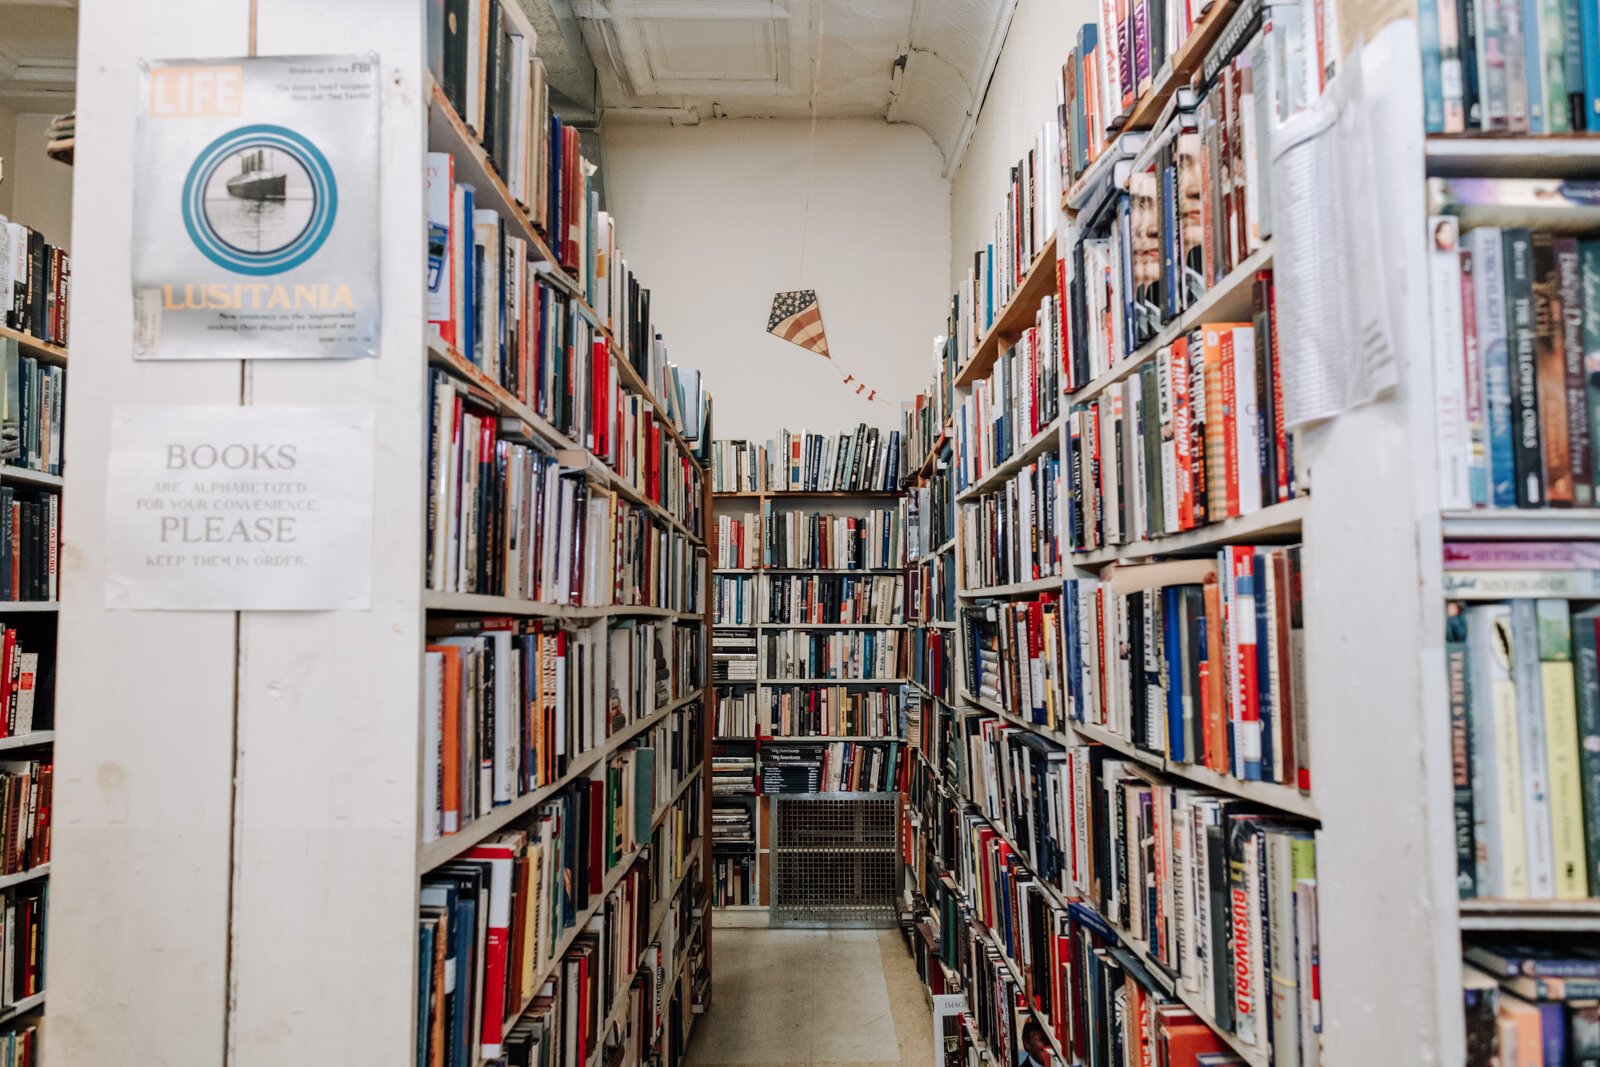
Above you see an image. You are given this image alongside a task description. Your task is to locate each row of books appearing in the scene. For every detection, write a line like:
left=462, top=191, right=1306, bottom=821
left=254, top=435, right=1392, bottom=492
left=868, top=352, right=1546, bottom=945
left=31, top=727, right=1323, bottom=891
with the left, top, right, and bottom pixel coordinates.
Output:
left=712, top=855, right=756, bottom=907
left=428, top=370, right=704, bottom=610
left=753, top=685, right=901, bottom=739
left=709, top=427, right=903, bottom=493
left=0, top=885, right=42, bottom=1018
left=0, top=1028, right=35, bottom=1067
left=897, top=335, right=958, bottom=478
left=0, top=217, right=67, bottom=347
left=950, top=118, right=1063, bottom=370
left=970, top=595, right=1067, bottom=735
left=952, top=293, right=1064, bottom=493
left=910, top=552, right=957, bottom=626
left=905, top=456, right=955, bottom=560
left=1065, top=313, right=1302, bottom=554
left=711, top=576, right=757, bottom=627
left=710, top=628, right=756, bottom=683
left=0, top=628, right=46, bottom=738
left=422, top=617, right=697, bottom=842
left=644, top=701, right=703, bottom=803
left=1419, top=0, right=1600, bottom=132
left=0, top=761, right=48, bottom=877
left=426, top=165, right=708, bottom=490
left=958, top=455, right=1063, bottom=592
left=1463, top=937, right=1600, bottom=1065
left=1060, top=0, right=1331, bottom=189
left=714, top=692, right=758, bottom=738
left=1065, top=548, right=1310, bottom=788
left=757, top=741, right=905, bottom=794
left=714, top=511, right=759, bottom=569
left=762, top=507, right=903, bottom=572
left=0, top=490, right=55, bottom=604
left=0, top=341, right=62, bottom=477
left=1448, top=589, right=1600, bottom=900
left=1428, top=213, right=1600, bottom=511
left=761, top=630, right=904, bottom=682
left=761, top=573, right=905, bottom=625
left=911, top=628, right=956, bottom=705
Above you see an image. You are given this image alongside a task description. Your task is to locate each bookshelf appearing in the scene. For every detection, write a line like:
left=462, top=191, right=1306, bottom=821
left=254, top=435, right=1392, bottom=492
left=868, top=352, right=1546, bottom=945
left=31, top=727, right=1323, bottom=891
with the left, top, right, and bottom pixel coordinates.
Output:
left=53, top=2, right=713, bottom=1062
left=710, top=481, right=910, bottom=915
left=0, top=124, right=74, bottom=1058
left=1409, top=30, right=1600, bottom=1057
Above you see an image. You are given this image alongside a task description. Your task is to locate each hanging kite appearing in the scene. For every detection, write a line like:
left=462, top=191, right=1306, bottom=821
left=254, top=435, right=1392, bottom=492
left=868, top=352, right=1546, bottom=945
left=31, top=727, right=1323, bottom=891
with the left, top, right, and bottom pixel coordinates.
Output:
left=766, top=289, right=831, bottom=359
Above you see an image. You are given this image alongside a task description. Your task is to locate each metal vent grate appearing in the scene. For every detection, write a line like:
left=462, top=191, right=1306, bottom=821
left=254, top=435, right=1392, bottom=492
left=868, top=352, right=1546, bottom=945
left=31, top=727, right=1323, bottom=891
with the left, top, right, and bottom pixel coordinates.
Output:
left=770, top=793, right=899, bottom=927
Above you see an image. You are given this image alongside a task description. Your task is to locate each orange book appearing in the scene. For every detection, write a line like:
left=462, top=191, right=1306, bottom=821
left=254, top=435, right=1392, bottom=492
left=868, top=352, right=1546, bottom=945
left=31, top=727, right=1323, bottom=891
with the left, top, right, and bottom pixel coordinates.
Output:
left=1201, top=574, right=1227, bottom=773
left=428, top=644, right=463, bottom=833
left=1497, top=993, right=1542, bottom=1067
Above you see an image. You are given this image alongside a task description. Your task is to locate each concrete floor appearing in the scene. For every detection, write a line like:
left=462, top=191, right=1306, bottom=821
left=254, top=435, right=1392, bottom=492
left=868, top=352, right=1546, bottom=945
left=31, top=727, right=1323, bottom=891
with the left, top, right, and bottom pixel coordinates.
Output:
left=689, top=927, right=935, bottom=1067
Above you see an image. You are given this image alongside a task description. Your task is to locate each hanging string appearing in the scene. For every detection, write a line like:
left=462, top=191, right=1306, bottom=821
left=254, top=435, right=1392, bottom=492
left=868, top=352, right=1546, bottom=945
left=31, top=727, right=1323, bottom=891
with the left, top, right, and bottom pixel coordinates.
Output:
left=796, top=0, right=828, bottom=284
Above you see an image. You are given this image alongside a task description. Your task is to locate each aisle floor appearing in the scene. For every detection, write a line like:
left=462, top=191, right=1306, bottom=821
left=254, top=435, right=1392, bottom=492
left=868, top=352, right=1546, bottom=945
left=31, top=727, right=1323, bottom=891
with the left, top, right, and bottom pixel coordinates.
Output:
left=689, top=927, right=934, bottom=1067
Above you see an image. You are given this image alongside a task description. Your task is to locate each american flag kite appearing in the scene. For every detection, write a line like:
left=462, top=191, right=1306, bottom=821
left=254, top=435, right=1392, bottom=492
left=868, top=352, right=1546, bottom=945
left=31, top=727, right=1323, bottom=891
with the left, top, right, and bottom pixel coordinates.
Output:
left=767, top=289, right=830, bottom=359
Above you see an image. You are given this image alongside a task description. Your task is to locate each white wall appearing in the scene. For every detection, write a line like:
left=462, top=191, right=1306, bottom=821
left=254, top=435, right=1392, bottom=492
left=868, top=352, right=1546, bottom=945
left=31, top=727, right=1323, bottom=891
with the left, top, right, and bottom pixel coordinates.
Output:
left=602, top=118, right=950, bottom=441
left=0, top=103, right=15, bottom=221
left=948, top=0, right=1088, bottom=292
left=8, top=112, right=72, bottom=248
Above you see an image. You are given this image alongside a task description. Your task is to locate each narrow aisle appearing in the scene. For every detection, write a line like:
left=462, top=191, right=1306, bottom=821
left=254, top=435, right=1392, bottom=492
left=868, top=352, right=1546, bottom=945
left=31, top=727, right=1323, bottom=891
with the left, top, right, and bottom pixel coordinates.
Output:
left=688, top=928, right=935, bottom=1067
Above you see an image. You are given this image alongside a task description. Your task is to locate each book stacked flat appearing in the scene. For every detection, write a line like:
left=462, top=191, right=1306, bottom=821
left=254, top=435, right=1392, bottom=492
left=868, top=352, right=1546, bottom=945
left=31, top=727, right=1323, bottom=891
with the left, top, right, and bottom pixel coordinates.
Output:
left=1463, top=939, right=1600, bottom=1064
left=710, top=630, right=757, bottom=683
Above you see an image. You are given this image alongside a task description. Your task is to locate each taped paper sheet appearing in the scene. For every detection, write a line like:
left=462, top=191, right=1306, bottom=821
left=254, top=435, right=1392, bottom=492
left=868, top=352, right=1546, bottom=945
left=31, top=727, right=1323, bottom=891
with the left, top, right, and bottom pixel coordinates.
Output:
left=1271, top=46, right=1398, bottom=428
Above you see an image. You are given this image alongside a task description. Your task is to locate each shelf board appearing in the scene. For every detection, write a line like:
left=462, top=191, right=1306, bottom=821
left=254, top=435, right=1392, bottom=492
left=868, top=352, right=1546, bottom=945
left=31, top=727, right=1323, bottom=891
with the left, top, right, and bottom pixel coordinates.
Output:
left=1068, top=242, right=1273, bottom=407
left=0, top=732, right=51, bottom=752
left=957, top=574, right=1062, bottom=599
left=954, top=235, right=1059, bottom=388
left=0, top=992, right=44, bottom=1025
left=0, top=864, right=46, bottom=892
left=758, top=735, right=904, bottom=743
left=1458, top=899, right=1600, bottom=931
left=0, top=468, right=60, bottom=490
left=423, top=591, right=699, bottom=620
left=418, top=689, right=705, bottom=872
left=0, top=602, right=55, bottom=613
left=758, top=678, right=908, bottom=685
left=757, top=622, right=907, bottom=629
left=0, top=326, right=65, bottom=366
left=1440, top=508, right=1600, bottom=539
left=1071, top=496, right=1309, bottom=567
left=955, top=414, right=1064, bottom=503
left=1425, top=135, right=1600, bottom=177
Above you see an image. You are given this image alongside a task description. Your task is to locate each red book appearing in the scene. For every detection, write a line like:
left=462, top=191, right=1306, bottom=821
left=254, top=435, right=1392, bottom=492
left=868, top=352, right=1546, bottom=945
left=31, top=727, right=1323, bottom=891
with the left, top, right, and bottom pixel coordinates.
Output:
left=0, top=629, right=14, bottom=739
left=465, top=839, right=517, bottom=1056
left=1227, top=546, right=1261, bottom=780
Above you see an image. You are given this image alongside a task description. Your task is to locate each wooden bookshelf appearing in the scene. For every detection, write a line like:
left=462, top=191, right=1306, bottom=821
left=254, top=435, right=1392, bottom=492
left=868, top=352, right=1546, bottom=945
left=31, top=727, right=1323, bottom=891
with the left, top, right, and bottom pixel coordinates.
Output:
left=952, top=234, right=1059, bottom=388
left=0, top=326, right=66, bottom=367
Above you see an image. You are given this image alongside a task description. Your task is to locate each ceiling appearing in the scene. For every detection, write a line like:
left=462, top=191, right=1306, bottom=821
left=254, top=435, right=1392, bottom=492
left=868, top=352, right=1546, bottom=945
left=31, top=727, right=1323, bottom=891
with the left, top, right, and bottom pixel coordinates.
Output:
left=0, top=0, right=76, bottom=112
left=546, top=0, right=1018, bottom=176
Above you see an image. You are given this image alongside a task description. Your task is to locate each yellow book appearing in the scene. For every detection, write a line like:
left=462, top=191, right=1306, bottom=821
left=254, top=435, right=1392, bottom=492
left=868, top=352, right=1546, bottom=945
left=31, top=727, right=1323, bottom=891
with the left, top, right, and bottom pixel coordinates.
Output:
left=1539, top=599, right=1590, bottom=899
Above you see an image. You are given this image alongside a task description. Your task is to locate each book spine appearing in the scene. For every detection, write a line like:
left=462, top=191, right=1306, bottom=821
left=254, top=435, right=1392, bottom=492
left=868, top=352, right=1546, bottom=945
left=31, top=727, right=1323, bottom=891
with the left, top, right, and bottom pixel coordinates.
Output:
left=1471, top=229, right=1518, bottom=507
left=1448, top=604, right=1477, bottom=897
left=1512, top=598, right=1556, bottom=897
left=1557, top=238, right=1591, bottom=505
left=1573, top=610, right=1600, bottom=895
left=1432, top=218, right=1474, bottom=509
left=1504, top=229, right=1546, bottom=507
left=1537, top=600, right=1589, bottom=898
left=1532, top=234, right=1574, bottom=504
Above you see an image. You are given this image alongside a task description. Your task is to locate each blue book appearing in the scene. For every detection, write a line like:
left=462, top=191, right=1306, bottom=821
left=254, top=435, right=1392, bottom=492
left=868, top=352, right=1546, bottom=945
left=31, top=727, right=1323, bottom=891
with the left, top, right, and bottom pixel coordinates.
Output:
left=1582, top=0, right=1600, bottom=129
left=459, top=183, right=476, bottom=368
left=416, top=921, right=433, bottom=1067
left=1467, top=227, right=1517, bottom=506
left=1524, top=0, right=1547, bottom=131
left=1539, top=1001, right=1567, bottom=1064
left=985, top=243, right=996, bottom=329
left=1065, top=579, right=1086, bottom=722
left=1254, top=552, right=1275, bottom=783
left=1164, top=586, right=1186, bottom=763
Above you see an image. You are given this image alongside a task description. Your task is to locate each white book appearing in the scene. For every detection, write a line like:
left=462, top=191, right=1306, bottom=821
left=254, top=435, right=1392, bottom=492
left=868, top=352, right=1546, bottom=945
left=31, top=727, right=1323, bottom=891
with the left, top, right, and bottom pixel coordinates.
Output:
left=1429, top=216, right=1473, bottom=509
left=0, top=216, right=9, bottom=326
left=1231, top=325, right=1263, bottom=515
left=491, top=630, right=515, bottom=804
left=1510, top=598, right=1555, bottom=897
left=425, top=153, right=453, bottom=327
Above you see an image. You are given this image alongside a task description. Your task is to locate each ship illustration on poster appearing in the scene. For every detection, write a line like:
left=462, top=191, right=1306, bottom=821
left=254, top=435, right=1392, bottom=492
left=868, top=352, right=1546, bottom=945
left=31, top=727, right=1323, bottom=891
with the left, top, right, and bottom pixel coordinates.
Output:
left=226, top=148, right=286, bottom=200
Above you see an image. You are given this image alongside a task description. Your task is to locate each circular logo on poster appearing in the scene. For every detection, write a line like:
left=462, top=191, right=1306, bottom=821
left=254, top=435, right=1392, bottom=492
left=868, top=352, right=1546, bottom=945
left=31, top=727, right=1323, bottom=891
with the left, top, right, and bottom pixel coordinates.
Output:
left=181, top=125, right=338, bottom=275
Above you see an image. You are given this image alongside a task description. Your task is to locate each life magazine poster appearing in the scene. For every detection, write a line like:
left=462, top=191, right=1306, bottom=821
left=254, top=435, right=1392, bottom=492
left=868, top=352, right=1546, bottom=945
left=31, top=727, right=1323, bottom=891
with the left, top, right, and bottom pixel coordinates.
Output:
left=132, top=55, right=379, bottom=360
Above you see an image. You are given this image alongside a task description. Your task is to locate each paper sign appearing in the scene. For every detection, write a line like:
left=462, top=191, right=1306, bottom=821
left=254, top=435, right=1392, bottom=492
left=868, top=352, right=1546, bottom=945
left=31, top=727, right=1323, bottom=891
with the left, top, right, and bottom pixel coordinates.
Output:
left=106, top=406, right=373, bottom=610
left=132, top=55, right=380, bottom=360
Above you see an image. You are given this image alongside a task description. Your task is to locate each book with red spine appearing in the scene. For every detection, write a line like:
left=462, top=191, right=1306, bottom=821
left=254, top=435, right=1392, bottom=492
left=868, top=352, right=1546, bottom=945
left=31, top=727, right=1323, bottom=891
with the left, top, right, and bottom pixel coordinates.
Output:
left=1172, top=334, right=1194, bottom=529
left=465, top=837, right=517, bottom=1057
left=1227, top=545, right=1262, bottom=781
left=1219, top=330, right=1240, bottom=519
